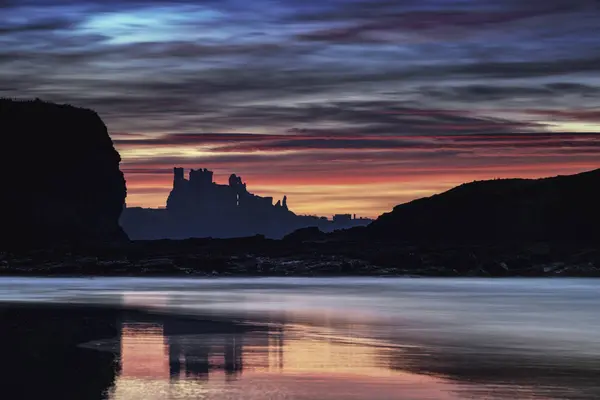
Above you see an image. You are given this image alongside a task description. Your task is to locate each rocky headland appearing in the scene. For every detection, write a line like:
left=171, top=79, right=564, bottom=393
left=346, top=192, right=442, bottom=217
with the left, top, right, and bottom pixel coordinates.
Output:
left=0, top=98, right=127, bottom=249
left=365, top=168, right=600, bottom=243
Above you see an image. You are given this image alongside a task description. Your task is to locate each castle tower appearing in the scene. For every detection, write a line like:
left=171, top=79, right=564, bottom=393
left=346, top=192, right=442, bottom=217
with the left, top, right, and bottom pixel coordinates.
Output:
left=229, top=174, right=247, bottom=194
left=189, top=168, right=213, bottom=187
left=173, top=167, right=184, bottom=188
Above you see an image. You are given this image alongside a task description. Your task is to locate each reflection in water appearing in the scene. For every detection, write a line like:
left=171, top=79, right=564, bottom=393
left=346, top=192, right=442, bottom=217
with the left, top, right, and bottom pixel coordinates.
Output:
left=106, top=315, right=481, bottom=400
left=121, top=324, right=169, bottom=379
left=102, top=309, right=600, bottom=400
left=4, top=278, right=600, bottom=399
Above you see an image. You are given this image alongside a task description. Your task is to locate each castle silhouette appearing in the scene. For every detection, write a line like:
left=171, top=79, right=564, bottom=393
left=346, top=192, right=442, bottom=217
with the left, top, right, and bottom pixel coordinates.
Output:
left=168, top=167, right=290, bottom=217
left=120, top=167, right=372, bottom=240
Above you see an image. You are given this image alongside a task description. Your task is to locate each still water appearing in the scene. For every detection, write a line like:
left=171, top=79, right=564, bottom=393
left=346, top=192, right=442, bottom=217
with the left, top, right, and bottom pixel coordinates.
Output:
left=1, top=277, right=600, bottom=399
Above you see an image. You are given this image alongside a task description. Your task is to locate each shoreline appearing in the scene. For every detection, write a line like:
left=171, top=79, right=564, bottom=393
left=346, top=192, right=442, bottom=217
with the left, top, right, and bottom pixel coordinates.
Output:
left=1, top=237, right=598, bottom=277
left=1, top=273, right=599, bottom=278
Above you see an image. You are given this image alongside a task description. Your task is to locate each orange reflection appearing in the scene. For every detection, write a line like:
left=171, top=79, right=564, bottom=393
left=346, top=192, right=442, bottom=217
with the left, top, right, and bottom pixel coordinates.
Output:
left=120, top=323, right=169, bottom=380
left=111, top=318, right=462, bottom=400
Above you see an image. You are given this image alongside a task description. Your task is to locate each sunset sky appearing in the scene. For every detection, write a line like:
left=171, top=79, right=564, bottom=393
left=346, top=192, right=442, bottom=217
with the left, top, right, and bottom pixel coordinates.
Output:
left=2, top=0, right=599, bottom=217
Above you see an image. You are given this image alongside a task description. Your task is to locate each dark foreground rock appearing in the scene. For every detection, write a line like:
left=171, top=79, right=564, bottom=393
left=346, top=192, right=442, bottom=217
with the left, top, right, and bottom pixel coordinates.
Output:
left=0, top=304, right=119, bottom=399
left=0, top=99, right=127, bottom=249
left=0, top=236, right=598, bottom=277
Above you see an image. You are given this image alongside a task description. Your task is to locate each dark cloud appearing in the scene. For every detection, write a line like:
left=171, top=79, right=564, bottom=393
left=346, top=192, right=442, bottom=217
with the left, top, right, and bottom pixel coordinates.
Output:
left=545, top=83, right=600, bottom=95
left=418, top=83, right=600, bottom=102
left=0, top=18, right=73, bottom=34
left=0, top=42, right=291, bottom=65
left=450, top=56, right=600, bottom=79
left=420, top=85, right=550, bottom=102
left=292, top=0, right=583, bottom=23
left=107, top=101, right=542, bottom=145
left=293, top=0, right=593, bottom=44
left=296, top=10, right=553, bottom=43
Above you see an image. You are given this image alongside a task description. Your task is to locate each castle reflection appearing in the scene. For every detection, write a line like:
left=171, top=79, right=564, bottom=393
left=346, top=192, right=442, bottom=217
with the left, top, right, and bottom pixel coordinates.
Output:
left=120, top=323, right=169, bottom=380
left=117, top=318, right=283, bottom=382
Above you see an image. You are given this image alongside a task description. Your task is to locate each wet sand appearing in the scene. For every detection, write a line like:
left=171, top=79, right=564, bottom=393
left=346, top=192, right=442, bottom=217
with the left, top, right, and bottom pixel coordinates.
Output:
left=1, top=277, right=600, bottom=399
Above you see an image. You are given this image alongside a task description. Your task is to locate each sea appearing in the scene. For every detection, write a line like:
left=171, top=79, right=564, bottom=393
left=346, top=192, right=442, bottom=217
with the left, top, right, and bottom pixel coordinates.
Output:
left=1, top=277, right=599, bottom=399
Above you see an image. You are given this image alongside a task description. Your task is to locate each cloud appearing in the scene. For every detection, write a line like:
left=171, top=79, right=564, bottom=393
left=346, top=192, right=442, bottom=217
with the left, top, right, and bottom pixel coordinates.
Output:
left=417, top=84, right=600, bottom=103
left=523, top=109, right=600, bottom=121
left=114, top=124, right=599, bottom=156
left=296, top=10, right=546, bottom=43
left=0, top=18, right=74, bottom=34
left=110, top=101, right=543, bottom=150
left=545, top=83, right=600, bottom=95
left=2, top=0, right=600, bottom=215
left=449, top=57, right=600, bottom=79
left=293, top=0, right=590, bottom=43
left=113, top=133, right=286, bottom=148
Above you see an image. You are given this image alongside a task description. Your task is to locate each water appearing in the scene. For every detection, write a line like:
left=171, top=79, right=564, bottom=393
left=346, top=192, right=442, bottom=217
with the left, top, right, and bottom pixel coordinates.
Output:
left=1, top=277, right=600, bottom=399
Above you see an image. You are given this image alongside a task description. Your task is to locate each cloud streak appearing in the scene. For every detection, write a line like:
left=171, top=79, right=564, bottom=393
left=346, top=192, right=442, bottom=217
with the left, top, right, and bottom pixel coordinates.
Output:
left=1, top=0, right=599, bottom=216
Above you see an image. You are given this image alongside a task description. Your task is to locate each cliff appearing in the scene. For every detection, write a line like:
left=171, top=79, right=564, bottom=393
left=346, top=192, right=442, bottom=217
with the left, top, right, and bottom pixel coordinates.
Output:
left=0, top=98, right=128, bottom=248
left=364, top=168, right=600, bottom=243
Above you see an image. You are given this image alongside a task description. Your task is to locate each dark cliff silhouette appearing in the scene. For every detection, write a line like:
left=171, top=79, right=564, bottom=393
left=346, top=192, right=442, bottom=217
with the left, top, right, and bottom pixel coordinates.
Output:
left=120, top=167, right=372, bottom=239
left=0, top=98, right=127, bottom=249
left=0, top=305, right=119, bottom=400
left=361, top=168, right=600, bottom=243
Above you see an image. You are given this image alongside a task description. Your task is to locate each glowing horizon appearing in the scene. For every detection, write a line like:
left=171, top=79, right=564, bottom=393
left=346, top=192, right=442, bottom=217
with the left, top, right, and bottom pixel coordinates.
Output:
left=120, top=162, right=599, bottom=219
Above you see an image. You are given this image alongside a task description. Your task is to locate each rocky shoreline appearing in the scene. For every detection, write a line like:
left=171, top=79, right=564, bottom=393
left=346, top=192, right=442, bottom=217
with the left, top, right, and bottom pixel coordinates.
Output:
left=1, top=236, right=598, bottom=277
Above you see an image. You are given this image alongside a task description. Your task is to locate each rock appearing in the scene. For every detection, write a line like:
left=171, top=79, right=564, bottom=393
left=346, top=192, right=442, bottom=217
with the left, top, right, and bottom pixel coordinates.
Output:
left=562, top=263, right=600, bottom=276
left=76, top=257, right=99, bottom=265
left=527, top=243, right=551, bottom=255
left=283, top=226, right=327, bottom=242
left=362, top=168, right=600, bottom=243
left=96, top=260, right=131, bottom=268
left=0, top=235, right=599, bottom=277
left=0, top=99, right=127, bottom=249
left=136, top=258, right=174, bottom=268
left=480, top=261, right=511, bottom=276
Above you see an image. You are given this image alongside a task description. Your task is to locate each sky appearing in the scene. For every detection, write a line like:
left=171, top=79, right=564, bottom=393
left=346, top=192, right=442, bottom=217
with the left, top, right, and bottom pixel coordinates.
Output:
left=1, top=0, right=599, bottom=218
